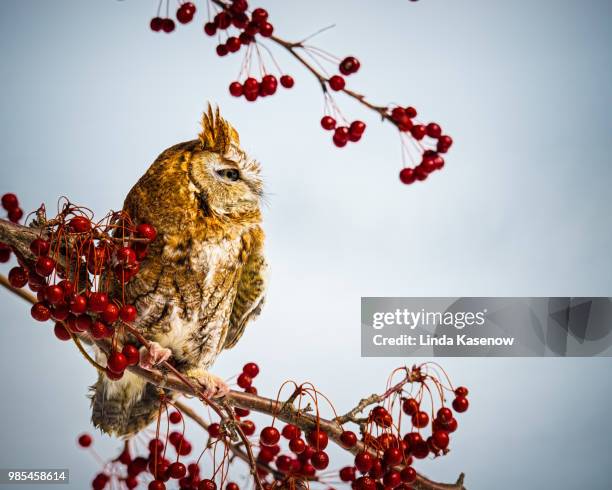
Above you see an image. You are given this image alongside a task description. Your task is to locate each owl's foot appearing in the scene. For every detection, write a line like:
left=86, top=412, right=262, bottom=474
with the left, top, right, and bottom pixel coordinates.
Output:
left=184, top=369, right=230, bottom=399
left=139, top=342, right=172, bottom=370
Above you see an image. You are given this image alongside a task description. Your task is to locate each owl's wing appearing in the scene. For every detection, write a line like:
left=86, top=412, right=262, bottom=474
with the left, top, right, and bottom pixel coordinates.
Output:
left=223, top=234, right=267, bottom=350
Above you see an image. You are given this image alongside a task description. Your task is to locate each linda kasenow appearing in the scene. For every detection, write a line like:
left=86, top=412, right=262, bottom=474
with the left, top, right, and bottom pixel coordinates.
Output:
left=372, top=334, right=516, bottom=347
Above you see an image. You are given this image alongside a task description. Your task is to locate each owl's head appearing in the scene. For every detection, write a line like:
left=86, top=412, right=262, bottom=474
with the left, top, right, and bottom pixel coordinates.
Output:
left=186, top=105, right=263, bottom=224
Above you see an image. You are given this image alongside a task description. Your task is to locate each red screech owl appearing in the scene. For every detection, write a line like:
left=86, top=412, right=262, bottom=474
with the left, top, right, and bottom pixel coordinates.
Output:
left=91, top=105, right=267, bottom=436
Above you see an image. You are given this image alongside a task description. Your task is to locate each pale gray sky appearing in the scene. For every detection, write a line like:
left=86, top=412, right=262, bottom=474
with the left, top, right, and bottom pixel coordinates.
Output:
left=1, top=1, right=611, bottom=489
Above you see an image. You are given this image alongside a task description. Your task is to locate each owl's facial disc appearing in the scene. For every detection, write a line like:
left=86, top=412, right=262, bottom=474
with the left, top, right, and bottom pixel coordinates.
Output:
left=189, top=150, right=262, bottom=221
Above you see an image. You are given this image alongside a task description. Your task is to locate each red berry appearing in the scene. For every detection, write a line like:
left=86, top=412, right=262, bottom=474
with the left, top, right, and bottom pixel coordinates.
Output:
left=261, top=74, right=278, bottom=95
left=53, top=322, right=71, bottom=341
left=320, top=116, right=336, bottom=130
left=31, top=302, right=51, bottom=322
left=282, top=424, right=301, bottom=440
left=50, top=304, right=69, bottom=321
left=101, top=303, right=119, bottom=324
left=75, top=314, right=92, bottom=333
left=383, top=447, right=402, bottom=466
left=204, top=22, right=217, bottom=36
left=149, top=481, right=166, bottom=490
left=410, top=125, right=426, bottom=140
left=243, top=77, right=259, bottom=94
left=242, top=362, right=259, bottom=377
left=226, top=484, right=239, bottom=490
left=412, top=440, right=430, bottom=459
left=349, top=120, right=366, bottom=136
left=176, top=5, right=195, bottom=24
left=354, top=452, right=373, bottom=473
left=235, top=407, right=250, bottom=417
left=288, top=437, right=305, bottom=454
left=252, top=8, right=268, bottom=23
left=340, top=430, right=357, bottom=448
left=168, top=411, right=182, bottom=424
left=30, top=238, right=50, bottom=256
left=402, top=398, right=419, bottom=415
left=216, top=44, right=228, bottom=57
left=240, top=420, right=255, bottom=436
left=329, top=75, right=345, bottom=91
left=437, top=135, right=453, bottom=153
left=162, top=18, right=175, bottom=33
left=199, top=480, right=217, bottom=490
left=426, top=123, right=442, bottom=138
left=214, top=12, right=231, bottom=29
left=208, top=422, right=222, bottom=438
left=106, top=365, right=124, bottom=380
left=412, top=410, right=429, bottom=428
left=455, top=386, right=469, bottom=397
left=259, top=22, right=274, bottom=37
left=339, top=56, right=360, bottom=75
left=237, top=372, right=252, bottom=389
left=356, top=476, right=377, bottom=490
left=452, top=396, right=469, bottom=413
left=107, top=351, right=128, bottom=374
left=8, top=208, right=22, bottom=222
left=119, top=304, right=137, bottom=322
left=69, top=294, right=87, bottom=315
left=69, top=216, right=91, bottom=233
left=400, top=466, right=416, bottom=483
left=136, top=223, right=157, bottom=242
left=383, top=470, right=401, bottom=488
left=445, top=417, right=458, bottom=432
left=311, top=450, right=329, bottom=470
left=432, top=430, right=450, bottom=450
left=44, top=285, right=64, bottom=304
left=437, top=407, right=453, bottom=423
left=150, top=17, right=163, bottom=31
left=399, top=167, right=416, bottom=185
left=125, top=476, right=138, bottom=489
left=78, top=433, right=92, bottom=447
left=1, top=193, right=18, bottom=210
left=229, top=82, right=243, bottom=97
left=90, top=320, right=112, bottom=339
left=8, top=267, right=28, bottom=288
left=260, top=426, right=280, bottom=446
left=405, top=106, right=417, bottom=118
left=122, top=344, right=140, bottom=366
left=116, top=247, right=137, bottom=266
left=340, top=466, right=356, bottom=482
left=226, top=36, right=241, bottom=53
left=239, top=32, right=254, bottom=45
left=230, top=0, right=248, bottom=14
left=168, top=461, right=187, bottom=479
left=280, top=75, right=294, bottom=88
left=35, top=256, right=55, bottom=276
left=307, top=429, right=328, bottom=450
left=88, top=292, right=109, bottom=312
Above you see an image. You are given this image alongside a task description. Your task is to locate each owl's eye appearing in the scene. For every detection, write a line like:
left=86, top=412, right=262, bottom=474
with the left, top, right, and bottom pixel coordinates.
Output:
left=217, top=168, right=240, bottom=182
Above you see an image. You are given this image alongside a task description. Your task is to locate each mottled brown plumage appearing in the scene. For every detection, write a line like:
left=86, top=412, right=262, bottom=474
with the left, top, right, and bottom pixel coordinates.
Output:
left=91, top=106, right=267, bottom=436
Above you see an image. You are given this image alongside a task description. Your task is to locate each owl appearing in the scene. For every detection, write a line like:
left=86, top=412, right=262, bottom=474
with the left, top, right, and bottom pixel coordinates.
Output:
left=91, top=105, right=267, bottom=436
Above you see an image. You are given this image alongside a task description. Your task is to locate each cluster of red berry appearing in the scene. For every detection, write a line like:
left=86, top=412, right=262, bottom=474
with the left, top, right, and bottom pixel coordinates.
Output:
left=384, top=106, right=454, bottom=185
left=1, top=196, right=158, bottom=381
left=0, top=193, right=24, bottom=264
left=77, top=363, right=261, bottom=490
left=320, top=117, right=366, bottom=147
left=1, top=192, right=23, bottom=223
left=228, top=74, right=294, bottom=101
left=205, top=4, right=274, bottom=54
left=150, top=2, right=197, bottom=33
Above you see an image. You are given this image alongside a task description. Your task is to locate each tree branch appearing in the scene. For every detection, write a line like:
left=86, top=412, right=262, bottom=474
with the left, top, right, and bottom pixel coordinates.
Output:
left=0, top=217, right=466, bottom=490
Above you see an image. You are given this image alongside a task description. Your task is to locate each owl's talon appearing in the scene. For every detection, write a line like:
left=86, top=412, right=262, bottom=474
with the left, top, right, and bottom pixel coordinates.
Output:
left=139, top=342, right=172, bottom=370
left=185, top=369, right=230, bottom=399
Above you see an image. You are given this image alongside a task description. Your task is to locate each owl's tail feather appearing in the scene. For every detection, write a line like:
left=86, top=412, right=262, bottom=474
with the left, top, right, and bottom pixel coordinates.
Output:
left=90, top=370, right=171, bottom=437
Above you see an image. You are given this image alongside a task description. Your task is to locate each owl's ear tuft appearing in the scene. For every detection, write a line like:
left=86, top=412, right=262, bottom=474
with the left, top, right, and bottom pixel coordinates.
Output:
left=199, top=103, right=240, bottom=154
